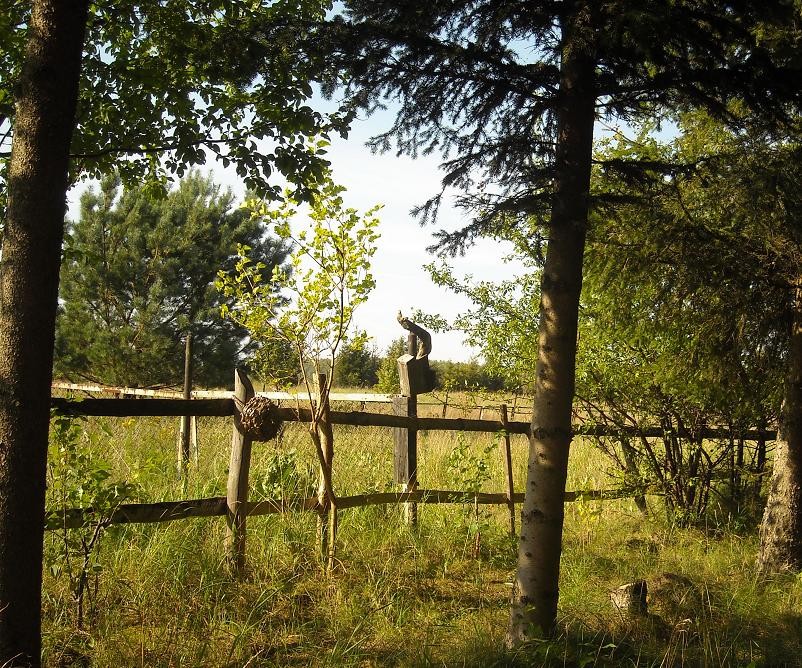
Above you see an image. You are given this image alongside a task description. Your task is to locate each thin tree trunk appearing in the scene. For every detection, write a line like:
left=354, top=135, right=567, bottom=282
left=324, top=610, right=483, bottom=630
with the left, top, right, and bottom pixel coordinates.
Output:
left=758, top=283, right=802, bottom=572
left=0, top=2, right=88, bottom=664
left=507, top=6, right=596, bottom=643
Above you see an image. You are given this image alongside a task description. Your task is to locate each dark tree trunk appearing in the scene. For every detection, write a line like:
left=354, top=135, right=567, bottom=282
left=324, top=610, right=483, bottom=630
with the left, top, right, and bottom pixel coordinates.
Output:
left=507, top=7, right=596, bottom=643
left=0, top=2, right=88, bottom=665
left=758, top=284, right=802, bottom=572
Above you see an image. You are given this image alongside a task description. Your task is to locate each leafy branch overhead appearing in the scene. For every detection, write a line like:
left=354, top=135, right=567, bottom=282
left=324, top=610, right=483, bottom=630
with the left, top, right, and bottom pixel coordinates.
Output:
left=0, top=1, right=342, bottom=215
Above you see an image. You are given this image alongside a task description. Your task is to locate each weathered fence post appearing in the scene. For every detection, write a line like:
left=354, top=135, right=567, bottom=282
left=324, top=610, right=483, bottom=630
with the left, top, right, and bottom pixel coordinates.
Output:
left=225, top=368, right=255, bottom=575
left=313, top=374, right=337, bottom=571
left=394, top=332, right=419, bottom=526
left=177, top=331, right=194, bottom=478
left=192, top=415, right=199, bottom=465
left=499, top=404, right=516, bottom=537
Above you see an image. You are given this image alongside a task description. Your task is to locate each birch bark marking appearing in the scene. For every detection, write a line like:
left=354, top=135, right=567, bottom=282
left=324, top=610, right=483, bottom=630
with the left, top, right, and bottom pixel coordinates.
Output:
left=507, top=6, right=597, bottom=642
left=758, top=282, right=802, bottom=571
left=0, top=2, right=89, bottom=664
left=225, top=368, right=255, bottom=575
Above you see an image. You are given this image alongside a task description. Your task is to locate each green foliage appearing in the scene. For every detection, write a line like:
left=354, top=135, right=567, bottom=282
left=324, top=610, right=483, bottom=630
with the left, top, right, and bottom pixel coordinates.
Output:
left=446, top=434, right=496, bottom=495
left=251, top=450, right=316, bottom=500
left=430, top=359, right=505, bottom=393
left=1, top=2, right=341, bottom=217
left=576, top=111, right=799, bottom=523
left=55, top=172, right=289, bottom=387
left=321, top=2, right=802, bottom=251
left=446, top=433, right=499, bottom=555
left=418, top=250, right=539, bottom=393
left=217, top=175, right=381, bottom=397
left=419, top=111, right=797, bottom=524
left=374, top=337, right=406, bottom=393
left=46, top=412, right=140, bottom=629
left=333, top=340, right=380, bottom=388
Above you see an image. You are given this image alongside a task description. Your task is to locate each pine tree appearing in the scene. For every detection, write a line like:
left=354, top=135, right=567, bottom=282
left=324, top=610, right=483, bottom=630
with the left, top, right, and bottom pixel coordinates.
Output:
left=317, top=0, right=802, bottom=639
left=55, top=172, right=289, bottom=388
left=333, top=341, right=380, bottom=388
left=375, top=337, right=406, bottom=393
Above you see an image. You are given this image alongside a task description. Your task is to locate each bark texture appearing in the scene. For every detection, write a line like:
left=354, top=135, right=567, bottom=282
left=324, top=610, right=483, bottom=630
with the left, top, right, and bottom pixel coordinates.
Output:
left=757, top=285, right=802, bottom=572
left=507, top=7, right=596, bottom=643
left=0, top=2, right=88, bottom=665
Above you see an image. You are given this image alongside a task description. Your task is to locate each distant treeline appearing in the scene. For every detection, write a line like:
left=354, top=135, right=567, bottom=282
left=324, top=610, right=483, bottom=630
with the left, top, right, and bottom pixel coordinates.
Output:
left=333, top=338, right=509, bottom=393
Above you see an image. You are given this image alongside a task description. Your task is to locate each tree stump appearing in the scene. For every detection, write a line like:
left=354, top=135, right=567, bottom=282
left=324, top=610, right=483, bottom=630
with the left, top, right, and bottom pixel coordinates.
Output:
left=610, top=580, right=648, bottom=616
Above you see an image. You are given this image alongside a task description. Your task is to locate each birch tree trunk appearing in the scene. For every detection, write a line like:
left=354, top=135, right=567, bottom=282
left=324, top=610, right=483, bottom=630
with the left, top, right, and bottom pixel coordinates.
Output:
left=507, top=5, right=596, bottom=643
left=758, top=282, right=802, bottom=572
left=0, top=3, right=88, bottom=664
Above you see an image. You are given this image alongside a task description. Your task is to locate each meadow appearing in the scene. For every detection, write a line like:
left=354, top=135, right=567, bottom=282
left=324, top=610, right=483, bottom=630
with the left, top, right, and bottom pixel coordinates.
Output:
left=42, top=397, right=802, bottom=667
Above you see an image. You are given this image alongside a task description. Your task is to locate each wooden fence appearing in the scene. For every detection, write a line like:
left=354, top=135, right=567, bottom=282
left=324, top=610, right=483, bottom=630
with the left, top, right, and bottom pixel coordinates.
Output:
left=49, top=372, right=549, bottom=573
left=48, top=376, right=778, bottom=574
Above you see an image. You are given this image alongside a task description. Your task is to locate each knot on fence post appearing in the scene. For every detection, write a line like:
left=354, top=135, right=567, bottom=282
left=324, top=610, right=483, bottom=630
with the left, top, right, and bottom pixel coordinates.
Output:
left=239, top=396, right=284, bottom=441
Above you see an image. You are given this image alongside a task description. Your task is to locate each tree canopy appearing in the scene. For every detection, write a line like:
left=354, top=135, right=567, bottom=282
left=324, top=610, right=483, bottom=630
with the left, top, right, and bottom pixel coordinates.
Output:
left=319, top=1, right=802, bottom=249
left=0, top=0, right=340, bottom=215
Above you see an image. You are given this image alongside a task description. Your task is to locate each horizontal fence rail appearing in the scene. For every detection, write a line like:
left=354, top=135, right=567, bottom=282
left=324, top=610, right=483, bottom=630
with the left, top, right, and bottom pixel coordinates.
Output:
left=45, top=487, right=639, bottom=531
left=52, top=381, right=528, bottom=413
left=50, top=396, right=777, bottom=441
left=51, top=397, right=235, bottom=417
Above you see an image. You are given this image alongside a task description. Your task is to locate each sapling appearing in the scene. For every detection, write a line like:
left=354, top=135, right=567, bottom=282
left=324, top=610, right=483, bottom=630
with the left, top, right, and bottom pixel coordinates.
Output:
left=47, top=411, right=140, bottom=629
left=217, top=174, right=380, bottom=568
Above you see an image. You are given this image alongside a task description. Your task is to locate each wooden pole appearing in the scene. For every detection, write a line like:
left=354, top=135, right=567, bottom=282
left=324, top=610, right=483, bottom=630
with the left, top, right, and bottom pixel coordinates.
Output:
left=192, top=415, right=199, bottom=465
left=178, top=331, right=193, bottom=478
left=225, top=368, right=255, bottom=575
left=500, top=404, right=516, bottom=537
left=316, top=373, right=337, bottom=570
left=393, top=333, right=418, bottom=526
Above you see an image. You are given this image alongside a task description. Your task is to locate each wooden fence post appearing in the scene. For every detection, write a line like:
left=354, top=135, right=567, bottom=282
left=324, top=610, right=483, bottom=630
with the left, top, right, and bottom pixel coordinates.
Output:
left=393, top=333, right=419, bottom=526
left=192, top=415, right=199, bottom=465
left=500, top=404, right=516, bottom=537
left=225, top=368, right=255, bottom=575
left=177, top=331, right=194, bottom=478
left=315, top=373, right=337, bottom=570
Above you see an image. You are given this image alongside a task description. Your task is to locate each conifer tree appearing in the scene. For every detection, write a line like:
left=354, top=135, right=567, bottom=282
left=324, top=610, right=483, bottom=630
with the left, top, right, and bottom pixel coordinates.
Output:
left=317, top=0, right=802, bottom=640
left=55, top=172, right=289, bottom=388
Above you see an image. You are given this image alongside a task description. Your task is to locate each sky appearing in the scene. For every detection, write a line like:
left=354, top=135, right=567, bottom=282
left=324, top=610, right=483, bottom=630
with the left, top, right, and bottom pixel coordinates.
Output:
left=66, top=110, right=526, bottom=363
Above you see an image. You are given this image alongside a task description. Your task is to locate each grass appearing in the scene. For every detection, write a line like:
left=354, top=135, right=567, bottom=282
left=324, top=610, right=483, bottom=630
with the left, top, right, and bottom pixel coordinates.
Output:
left=41, top=396, right=802, bottom=667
